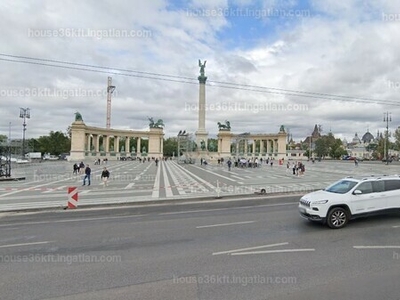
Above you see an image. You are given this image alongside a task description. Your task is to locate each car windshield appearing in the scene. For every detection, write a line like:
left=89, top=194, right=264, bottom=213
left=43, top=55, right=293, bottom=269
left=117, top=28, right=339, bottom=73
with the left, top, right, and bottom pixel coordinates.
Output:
left=324, top=180, right=358, bottom=194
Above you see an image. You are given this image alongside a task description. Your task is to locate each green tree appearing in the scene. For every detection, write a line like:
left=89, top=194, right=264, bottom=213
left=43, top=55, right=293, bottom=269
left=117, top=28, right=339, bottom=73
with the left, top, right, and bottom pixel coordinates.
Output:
left=0, top=134, right=7, bottom=144
left=329, top=138, right=347, bottom=159
left=207, top=138, right=218, bottom=152
left=163, top=137, right=178, bottom=157
left=393, top=128, right=400, bottom=151
left=37, top=131, right=70, bottom=155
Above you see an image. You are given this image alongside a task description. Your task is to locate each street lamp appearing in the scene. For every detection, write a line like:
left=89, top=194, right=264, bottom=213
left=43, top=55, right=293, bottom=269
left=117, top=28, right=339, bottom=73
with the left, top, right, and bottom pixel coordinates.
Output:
left=383, top=112, right=391, bottom=165
left=19, top=107, right=30, bottom=157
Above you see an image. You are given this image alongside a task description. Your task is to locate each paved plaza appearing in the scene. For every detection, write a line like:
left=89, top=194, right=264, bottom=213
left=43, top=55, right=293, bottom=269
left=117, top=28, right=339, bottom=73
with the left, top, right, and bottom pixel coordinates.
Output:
left=0, top=159, right=398, bottom=211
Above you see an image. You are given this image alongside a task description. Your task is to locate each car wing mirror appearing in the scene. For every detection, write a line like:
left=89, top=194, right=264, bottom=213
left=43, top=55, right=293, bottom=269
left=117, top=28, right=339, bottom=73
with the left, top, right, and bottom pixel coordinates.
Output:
left=353, top=189, right=362, bottom=195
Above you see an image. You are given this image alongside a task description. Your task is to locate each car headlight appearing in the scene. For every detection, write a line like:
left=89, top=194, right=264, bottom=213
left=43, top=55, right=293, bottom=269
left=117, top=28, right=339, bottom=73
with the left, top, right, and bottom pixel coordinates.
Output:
left=312, top=200, right=329, bottom=204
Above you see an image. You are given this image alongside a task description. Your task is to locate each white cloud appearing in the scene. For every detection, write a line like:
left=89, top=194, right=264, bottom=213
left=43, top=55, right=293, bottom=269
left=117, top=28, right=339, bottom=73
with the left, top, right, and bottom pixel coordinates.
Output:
left=1, top=0, right=400, bottom=144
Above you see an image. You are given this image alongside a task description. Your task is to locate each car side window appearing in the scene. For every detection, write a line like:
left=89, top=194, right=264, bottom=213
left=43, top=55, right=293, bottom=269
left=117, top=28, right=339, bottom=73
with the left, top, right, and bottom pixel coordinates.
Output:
left=384, top=180, right=400, bottom=191
left=372, top=181, right=385, bottom=193
left=356, top=182, right=373, bottom=194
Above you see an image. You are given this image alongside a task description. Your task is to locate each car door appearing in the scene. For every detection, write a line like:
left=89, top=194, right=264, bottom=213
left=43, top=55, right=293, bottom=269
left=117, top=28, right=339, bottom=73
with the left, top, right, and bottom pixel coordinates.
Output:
left=349, top=181, right=382, bottom=214
left=382, top=179, right=400, bottom=209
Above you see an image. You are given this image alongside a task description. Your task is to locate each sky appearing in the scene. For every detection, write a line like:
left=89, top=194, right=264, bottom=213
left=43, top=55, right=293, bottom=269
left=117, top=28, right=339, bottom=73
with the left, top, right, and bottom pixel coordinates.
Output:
left=1, top=0, right=400, bottom=143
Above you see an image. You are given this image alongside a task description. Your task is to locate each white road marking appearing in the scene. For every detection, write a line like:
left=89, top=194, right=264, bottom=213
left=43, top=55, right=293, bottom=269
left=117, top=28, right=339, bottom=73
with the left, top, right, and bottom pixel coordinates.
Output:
left=0, top=214, right=146, bottom=227
left=212, top=242, right=289, bottom=256
left=353, top=246, right=400, bottom=249
left=124, top=183, right=135, bottom=189
left=191, top=164, right=237, bottom=182
left=0, top=241, right=53, bottom=248
left=152, top=161, right=161, bottom=198
left=392, top=225, right=400, bottom=228
left=165, top=162, right=187, bottom=195
left=162, top=162, right=173, bottom=197
left=160, top=202, right=297, bottom=216
left=196, top=221, right=255, bottom=229
left=231, top=248, right=315, bottom=255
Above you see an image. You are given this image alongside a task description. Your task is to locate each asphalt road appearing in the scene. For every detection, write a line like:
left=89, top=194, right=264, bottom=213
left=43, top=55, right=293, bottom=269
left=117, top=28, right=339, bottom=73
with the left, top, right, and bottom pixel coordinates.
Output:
left=1, top=195, right=399, bottom=300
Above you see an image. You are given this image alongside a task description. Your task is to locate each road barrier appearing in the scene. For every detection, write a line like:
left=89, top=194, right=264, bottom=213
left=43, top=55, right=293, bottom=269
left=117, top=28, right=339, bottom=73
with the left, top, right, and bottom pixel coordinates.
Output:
left=66, top=187, right=78, bottom=209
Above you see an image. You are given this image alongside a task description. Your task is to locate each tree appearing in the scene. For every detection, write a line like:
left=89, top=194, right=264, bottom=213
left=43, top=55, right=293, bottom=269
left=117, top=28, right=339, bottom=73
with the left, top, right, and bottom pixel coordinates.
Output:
left=313, top=133, right=340, bottom=158
left=207, top=138, right=218, bottom=152
left=0, top=134, right=7, bottom=144
left=163, top=138, right=178, bottom=157
left=37, top=131, right=70, bottom=155
left=393, top=127, right=400, bottom=151
left=329, top=138, right=347, bottom=159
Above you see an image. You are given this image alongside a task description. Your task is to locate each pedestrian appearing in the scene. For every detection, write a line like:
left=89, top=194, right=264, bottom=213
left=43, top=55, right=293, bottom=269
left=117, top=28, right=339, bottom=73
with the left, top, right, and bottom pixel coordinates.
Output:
left=155, top=158, right=159, bottom=166
left=82, top=164, right=91, bottom=186
left=292, top=162, right=296, bottom=175
left=101, top=167, right=110, bottom=187
left=79, top=161, right=85, bottom=174
left=227, top=159, right=232, bottom=171
left=73, top=163, right=78, bottom=175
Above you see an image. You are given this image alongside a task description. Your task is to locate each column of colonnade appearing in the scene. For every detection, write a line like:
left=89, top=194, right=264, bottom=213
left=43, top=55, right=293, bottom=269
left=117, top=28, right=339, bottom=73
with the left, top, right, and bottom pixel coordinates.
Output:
left=82, top=133, right=145, bottom=157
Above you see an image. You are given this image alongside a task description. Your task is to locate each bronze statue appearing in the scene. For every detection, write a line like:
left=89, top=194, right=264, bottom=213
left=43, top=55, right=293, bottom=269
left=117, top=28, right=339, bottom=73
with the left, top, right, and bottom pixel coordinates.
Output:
left=199, top=59, right=206, bottom=77
left=148, top=117, right=164, bottom=128
left=200, top=140, right=206, bottom=151
left=75, top=111, right=83, bottom=121
left=217, top=120, right=231, bottom=130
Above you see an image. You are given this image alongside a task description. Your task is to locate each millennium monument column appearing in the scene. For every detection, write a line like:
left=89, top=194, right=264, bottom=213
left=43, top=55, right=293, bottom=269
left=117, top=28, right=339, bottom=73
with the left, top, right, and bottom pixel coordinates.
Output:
left=195, top=59, right=209, bottom=152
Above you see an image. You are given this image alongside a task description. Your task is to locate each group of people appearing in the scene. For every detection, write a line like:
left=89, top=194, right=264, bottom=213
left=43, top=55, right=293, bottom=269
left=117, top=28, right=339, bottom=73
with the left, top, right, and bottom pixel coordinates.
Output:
left=73, top=161, right=110, bottom=187
left=94, top=158, right=108, bottom=165
left=72, top=161, right=86, bottom=175
left=287, top=161, right=306, bottom=176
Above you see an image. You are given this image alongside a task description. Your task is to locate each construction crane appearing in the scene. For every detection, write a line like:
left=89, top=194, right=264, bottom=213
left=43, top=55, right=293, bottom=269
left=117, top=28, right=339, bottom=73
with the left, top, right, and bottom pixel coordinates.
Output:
left=106, top=76, right=116, bottom=129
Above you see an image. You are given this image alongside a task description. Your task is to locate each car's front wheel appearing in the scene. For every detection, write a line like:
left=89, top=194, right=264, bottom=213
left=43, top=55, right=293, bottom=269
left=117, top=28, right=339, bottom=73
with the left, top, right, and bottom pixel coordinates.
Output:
left=327, top=207, right=349, bottom=229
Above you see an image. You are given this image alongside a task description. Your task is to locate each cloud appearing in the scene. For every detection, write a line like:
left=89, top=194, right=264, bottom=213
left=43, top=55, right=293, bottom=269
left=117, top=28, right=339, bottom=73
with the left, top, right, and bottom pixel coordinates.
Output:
left=1, top=0, right=399, bottom=145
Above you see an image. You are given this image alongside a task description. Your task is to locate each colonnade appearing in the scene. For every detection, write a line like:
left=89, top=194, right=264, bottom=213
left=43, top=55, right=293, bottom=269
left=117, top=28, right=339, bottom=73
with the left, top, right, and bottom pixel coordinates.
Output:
left=70, top=121, right=164, bottom=161
left=217, top=129, right=287, bottom=159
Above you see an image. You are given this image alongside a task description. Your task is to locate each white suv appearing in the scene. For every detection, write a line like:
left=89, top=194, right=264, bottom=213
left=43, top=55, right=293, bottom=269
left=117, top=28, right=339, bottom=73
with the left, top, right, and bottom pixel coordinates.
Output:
left=299, top=175, right=400, bottom=229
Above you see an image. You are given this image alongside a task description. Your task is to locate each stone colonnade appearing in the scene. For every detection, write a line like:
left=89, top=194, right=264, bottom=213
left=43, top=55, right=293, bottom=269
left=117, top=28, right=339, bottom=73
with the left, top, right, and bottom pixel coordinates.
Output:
left=70, top=121, right=164, bottom=161
left=217, top=129, right=287, bottom=159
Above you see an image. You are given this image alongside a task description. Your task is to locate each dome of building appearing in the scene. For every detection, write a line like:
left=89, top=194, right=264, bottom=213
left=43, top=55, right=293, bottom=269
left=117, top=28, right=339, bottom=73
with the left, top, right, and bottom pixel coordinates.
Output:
left=362, top=131, right=374, bottom=143
left=352, top=133, right=361, bottom=144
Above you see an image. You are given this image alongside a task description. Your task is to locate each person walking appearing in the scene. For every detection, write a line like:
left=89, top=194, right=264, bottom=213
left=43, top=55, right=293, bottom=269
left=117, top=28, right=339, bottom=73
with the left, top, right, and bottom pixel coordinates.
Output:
left=79, top=161, right=85, bottom=174
left=73, top=163, right=78, bottom=175
left=101, top=167, right=110, bottom=187
left=82, top=164, right=91, bottom=186
left=227, top=159, right=232, bottom=171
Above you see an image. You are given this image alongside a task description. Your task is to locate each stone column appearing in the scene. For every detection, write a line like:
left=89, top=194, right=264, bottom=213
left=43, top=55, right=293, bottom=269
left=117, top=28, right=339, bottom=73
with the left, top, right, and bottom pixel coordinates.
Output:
left=87, top=134, right=91, bottom=151
left=244, top=140, right=248, bottom=155
left=137, top=137, right=141, bottom=155
left=94, top=135, right=99, bottom=152
left=252, top=140, right=256, bottom=156
left=160, top=137, right=163, bottom=156
left=115, top=136, right=120, bottom=153
left=125, top=136, right=131, bottom=154
left=105, top=136, right=109, bottom=153
left=195, top=64, right=208, bottom=151
left=266, top=139, right=271, bottom=155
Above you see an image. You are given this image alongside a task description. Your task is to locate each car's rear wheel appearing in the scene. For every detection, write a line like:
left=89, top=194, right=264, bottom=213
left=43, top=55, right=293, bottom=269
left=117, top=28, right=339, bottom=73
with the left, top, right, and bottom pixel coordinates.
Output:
left=260, top=189, right=266, bottom=194
left=327, top=207, right=348, bottom=229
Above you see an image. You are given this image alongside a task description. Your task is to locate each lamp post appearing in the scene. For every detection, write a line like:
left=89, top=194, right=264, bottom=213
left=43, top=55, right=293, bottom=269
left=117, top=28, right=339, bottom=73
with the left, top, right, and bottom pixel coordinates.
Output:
left=383, top=112, right=391, bottom=165
left=19, top=108, right=30, bottom=158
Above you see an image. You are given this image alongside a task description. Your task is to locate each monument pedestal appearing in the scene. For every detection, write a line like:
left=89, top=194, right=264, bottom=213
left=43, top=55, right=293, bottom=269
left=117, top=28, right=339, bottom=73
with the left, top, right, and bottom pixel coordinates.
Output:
left=217, top=129, right=233, bottom=158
